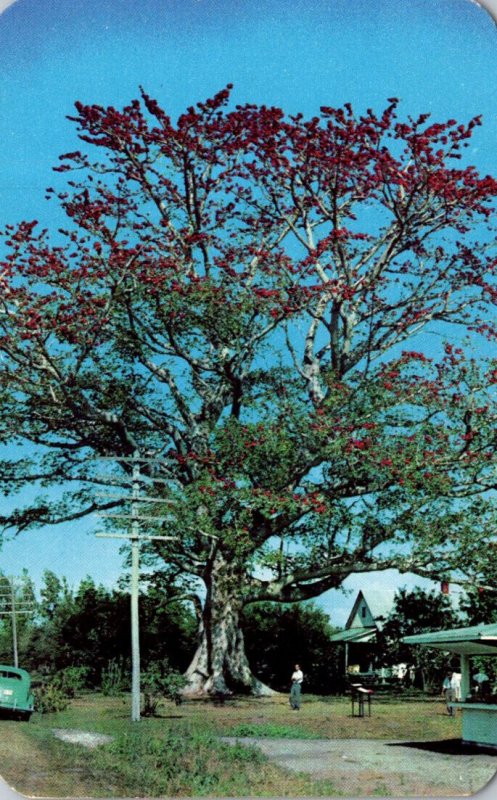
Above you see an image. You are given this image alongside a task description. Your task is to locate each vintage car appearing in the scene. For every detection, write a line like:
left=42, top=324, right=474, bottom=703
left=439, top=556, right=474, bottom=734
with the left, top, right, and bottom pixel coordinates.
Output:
left=0, top=664, right=34, bottom=720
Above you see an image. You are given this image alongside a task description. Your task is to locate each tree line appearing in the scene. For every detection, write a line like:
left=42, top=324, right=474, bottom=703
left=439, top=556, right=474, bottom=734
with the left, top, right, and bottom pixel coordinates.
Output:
left=1, top=570, right=495, bottom=695
left=0, top=569, right=343, bottom=694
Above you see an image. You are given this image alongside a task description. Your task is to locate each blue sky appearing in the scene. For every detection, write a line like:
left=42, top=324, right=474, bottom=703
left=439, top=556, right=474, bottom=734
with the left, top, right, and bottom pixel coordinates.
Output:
left=1, top=0, right=497, bottom=626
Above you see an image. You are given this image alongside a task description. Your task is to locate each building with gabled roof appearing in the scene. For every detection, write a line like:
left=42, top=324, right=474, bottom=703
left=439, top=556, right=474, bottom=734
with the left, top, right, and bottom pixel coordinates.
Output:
left=329, top=589, right=396, bottom=675
left=330, top=586, right=463, bottom=681
left=344, top=589, right=396, bottom=632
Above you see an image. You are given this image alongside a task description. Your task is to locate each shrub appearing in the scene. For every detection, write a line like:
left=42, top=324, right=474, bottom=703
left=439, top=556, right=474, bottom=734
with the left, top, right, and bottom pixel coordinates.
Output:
left=33, top=683, right=70, bottom=714
left=142, top=660, right=187, bottom=716
left=52, top=666, right=90, bottom=697
left=101, top=659, right=127, bottom=696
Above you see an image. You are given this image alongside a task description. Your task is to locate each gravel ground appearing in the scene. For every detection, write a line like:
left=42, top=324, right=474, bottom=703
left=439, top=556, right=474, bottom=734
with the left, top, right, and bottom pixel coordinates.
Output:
left=51, top=729, right=114, bottom=748
left=222, top=736, right=497, bottom=796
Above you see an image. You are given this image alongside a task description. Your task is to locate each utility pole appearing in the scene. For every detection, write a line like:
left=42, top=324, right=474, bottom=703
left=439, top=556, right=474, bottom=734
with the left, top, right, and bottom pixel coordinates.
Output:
left=130, top=456, right=141, bottom=723
left=0, top=576, right=35, bottom=667
left=10, top=578, right=18, bottom=668
left=95, top=452, right=177, bottom=722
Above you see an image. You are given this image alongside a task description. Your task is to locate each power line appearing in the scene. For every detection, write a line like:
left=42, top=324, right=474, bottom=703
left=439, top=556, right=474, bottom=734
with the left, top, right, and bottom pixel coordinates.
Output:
left=94, top=452, right=178, bottom=722
left=0, top=576, right=35, bottom=667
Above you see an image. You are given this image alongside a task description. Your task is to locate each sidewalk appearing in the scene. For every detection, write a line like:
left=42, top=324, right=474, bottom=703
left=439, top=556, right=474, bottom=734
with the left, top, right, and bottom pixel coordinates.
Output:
left=223, top=736, right=497, bottom=797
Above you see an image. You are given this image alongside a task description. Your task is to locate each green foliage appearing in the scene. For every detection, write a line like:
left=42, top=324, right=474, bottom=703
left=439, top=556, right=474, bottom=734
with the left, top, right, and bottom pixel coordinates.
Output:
left=459, top=581, right=497, bottom=626
left=33, top=682, right=70, bottom=714
left=378, top=588, right=461, bottom=691
left=470, top=656, right=497, bottom=687
left=138, top=587, right=197, bottom=673
left=94, top=725, right=265, bottom=796
left=458, top=586, right=497, bottom=688
left=52, top=666, right=90, bottom=697
left=458, top=577, right=497, bottom=687
left=0, top=572, right=37, bottom=666
left=39, top=570, right=74, bottom=620
left=16, top=570, right=196, bottom=686
left=242, top=602, right=343, bottom=694
left=141, top=660, right=187, bottom=715
left=160, top=669, right=188, bottom=703
left=230, top=722, right=320, bottom=739
left=101, top=659, right=128, bottom=696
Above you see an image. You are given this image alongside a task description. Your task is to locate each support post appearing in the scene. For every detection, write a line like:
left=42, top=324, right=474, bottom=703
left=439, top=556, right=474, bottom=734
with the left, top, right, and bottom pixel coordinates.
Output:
left=94, top=453, right=178, bottom=723
left=10, top=578, right=18, bottom=668
left=460, top=653, right=471, bottom=701
left=130, top=455, right=141, bottom=722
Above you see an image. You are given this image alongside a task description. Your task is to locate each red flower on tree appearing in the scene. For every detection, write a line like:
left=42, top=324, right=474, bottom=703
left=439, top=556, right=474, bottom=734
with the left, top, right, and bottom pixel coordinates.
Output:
left=1, top=87, right=497, bottom=695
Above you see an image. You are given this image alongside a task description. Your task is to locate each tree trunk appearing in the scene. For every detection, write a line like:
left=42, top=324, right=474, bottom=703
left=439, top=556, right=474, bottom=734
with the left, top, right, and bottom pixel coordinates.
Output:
left=183, top=553, right=275, bottom=697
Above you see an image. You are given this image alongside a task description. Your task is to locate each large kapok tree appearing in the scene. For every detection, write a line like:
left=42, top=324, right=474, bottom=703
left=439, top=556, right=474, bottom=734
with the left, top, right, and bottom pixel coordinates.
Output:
left=2, top=87, right=497, bottom=694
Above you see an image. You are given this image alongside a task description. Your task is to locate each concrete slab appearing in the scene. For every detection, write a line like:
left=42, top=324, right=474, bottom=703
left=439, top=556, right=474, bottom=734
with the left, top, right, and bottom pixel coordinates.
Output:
left=222, top=736, right=497, bottom=796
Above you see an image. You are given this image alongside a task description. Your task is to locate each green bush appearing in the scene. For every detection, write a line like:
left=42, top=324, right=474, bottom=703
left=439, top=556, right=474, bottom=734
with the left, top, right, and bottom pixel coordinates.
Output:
left=141, top=660, right=187, bottom=716
left=101, top=659, right=127, bottom=696
left=33, top=683, right=70, bottom=714
left=52, top=666, right=90, bottom=697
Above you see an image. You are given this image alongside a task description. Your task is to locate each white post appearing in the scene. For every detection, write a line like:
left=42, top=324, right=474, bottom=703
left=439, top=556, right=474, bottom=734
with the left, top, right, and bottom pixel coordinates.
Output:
left=10, top=578, right=18, bottom=668
left=130, top=455, right=141, bottom=722
left=460, top=653, right=470, bottom=701
left=94, top=454, right=178, bottom=723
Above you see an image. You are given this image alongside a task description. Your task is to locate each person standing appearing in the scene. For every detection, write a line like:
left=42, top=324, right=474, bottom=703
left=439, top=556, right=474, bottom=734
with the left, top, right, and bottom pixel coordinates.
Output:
left=451, top=671, right=462, bottom=702
left=290, top=664, right=304, bottom=710
left=472, top=670, right=489, bottom=698
left=442, top=671, right=454, bottom=716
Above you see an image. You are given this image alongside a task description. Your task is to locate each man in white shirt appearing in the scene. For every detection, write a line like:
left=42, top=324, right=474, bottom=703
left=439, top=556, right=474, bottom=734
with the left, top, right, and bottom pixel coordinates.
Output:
left=451, top=672, right=462, bottom=701
left=442, top=671, right=454, bottom=715
left=290, top=664, right=304, bottom=710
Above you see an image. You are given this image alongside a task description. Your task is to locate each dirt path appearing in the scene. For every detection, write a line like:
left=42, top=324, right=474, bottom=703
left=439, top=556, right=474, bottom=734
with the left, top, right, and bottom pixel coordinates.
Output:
left=0, top=724, right=93, bottom=798
left=223, top=736, right=497, bottom=796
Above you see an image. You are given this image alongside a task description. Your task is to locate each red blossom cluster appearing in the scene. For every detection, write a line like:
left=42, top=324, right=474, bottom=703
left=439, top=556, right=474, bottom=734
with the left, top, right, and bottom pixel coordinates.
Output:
left=15, top=85, right=493, bottom=343
left=1, top=88, right=497, bottom=500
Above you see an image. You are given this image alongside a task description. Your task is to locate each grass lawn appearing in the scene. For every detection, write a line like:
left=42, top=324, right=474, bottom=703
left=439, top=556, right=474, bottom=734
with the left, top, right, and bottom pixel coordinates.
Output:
left=0, top=692, right=462, bottom=797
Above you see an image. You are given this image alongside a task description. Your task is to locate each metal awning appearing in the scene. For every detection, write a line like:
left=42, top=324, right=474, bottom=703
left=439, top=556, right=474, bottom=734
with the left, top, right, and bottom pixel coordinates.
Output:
left=403, top=622, right=497, bottom=656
